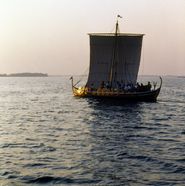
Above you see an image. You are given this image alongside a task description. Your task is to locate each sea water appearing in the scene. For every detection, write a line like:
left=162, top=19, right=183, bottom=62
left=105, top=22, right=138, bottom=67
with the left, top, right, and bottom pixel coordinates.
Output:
left=0, top=76, right=185, bottom=185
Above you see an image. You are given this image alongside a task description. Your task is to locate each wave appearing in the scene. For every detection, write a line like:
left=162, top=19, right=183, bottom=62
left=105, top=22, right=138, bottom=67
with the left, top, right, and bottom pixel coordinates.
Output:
left=23, top=176, right=100, bottom=184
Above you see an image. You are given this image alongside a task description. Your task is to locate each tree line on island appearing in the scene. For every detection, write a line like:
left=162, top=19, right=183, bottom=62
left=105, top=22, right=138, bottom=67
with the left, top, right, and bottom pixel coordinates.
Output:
left=0, top=73, right=48, bottom=77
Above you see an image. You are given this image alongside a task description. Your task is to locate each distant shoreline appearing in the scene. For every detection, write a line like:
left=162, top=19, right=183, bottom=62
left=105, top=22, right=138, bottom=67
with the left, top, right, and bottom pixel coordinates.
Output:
left=0, top=73, right=48, bottom=77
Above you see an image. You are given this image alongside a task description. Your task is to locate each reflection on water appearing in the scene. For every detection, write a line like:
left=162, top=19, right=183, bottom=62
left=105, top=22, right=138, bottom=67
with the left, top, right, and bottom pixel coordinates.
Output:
left=0, top=76, right=185, bottom=185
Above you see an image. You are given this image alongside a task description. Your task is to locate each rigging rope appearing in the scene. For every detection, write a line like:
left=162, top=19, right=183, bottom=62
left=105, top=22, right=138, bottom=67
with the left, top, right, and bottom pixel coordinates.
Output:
left=73, top=66, right=89, bottom=87
left=140, top=37, right=145, bottom=76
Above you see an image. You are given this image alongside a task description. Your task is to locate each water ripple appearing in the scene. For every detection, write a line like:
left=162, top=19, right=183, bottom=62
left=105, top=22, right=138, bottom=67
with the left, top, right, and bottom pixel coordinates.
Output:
left=0, top=76, right=185, bottom=185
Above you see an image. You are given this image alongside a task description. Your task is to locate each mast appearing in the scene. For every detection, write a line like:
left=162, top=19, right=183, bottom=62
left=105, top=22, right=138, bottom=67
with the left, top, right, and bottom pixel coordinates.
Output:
left=109, top=15, right=122, bottom=88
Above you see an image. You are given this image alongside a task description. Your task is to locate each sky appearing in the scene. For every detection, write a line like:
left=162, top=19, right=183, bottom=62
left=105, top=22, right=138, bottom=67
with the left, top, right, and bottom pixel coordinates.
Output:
left=0, top=0, right=185, bottom=76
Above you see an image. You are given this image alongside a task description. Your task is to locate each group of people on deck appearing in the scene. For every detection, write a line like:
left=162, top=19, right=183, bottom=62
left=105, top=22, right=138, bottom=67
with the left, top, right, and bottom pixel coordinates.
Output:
left=88, top=80, right=153, bottom=93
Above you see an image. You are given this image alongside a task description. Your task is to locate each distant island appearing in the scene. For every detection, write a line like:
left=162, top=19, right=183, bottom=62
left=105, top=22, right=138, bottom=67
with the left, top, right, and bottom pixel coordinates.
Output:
left=177, top=76, right=185, bottom=78
left=0, top=73, right=48, bottom=77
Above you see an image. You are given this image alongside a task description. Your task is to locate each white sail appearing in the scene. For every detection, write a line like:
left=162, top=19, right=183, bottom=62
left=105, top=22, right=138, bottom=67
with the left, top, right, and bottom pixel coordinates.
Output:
left=86, top=33, right=144, bottom=89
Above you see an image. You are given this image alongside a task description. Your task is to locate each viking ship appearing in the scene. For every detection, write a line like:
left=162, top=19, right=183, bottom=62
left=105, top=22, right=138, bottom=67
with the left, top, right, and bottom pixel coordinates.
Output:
left=71, top=16, right=162, bottom=102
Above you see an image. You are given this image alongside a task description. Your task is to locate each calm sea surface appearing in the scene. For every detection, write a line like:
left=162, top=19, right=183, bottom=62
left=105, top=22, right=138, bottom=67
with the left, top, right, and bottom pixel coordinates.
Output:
left=0, top=76, right=185, bottom=186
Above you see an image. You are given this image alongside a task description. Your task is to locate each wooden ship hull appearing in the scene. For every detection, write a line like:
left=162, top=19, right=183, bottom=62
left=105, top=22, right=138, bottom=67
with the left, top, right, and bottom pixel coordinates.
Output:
left=72, top=77, right=162, bottom=102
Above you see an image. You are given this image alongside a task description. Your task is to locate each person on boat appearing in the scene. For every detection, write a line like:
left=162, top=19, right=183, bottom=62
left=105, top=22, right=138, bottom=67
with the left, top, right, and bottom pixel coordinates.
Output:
left=147, top=81, right=152, bottom=91
left=140, top=83, right=144, bottom=92
left=116, top=81, right=121, bottom=90
left=123, top=84, right=130, bottom=92
left=135, top=82, right=141, bottom=91
left=100, top=81, right=105, bottom=89
left=130, top=83, right=136, bottom=92
left=105, top=81, right=110, bottom=89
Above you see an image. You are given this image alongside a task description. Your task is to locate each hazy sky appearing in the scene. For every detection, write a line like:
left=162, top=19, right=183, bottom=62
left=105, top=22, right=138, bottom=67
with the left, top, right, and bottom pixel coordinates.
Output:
left=0, top=0, right=185, bottom=75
